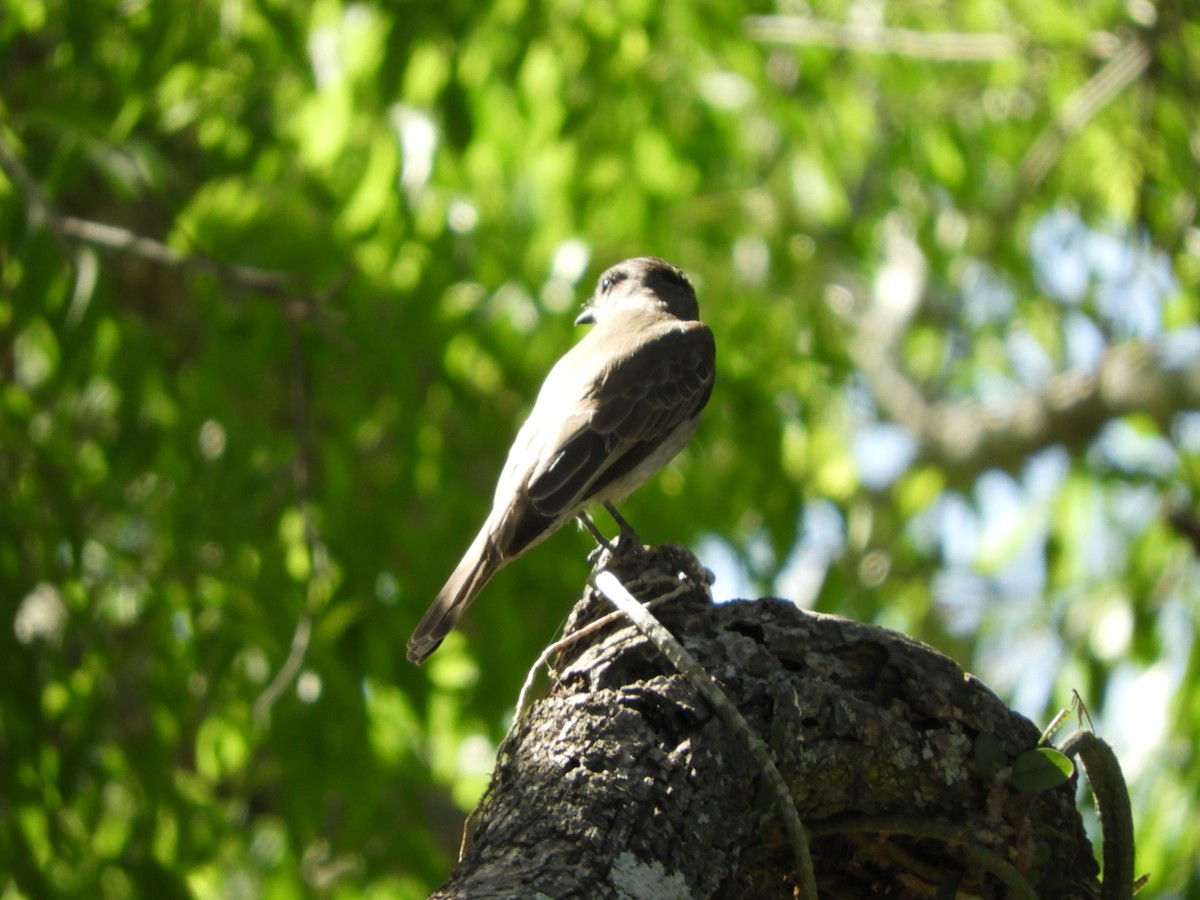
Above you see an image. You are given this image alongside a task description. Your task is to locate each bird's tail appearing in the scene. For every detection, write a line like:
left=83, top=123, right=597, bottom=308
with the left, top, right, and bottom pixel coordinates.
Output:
left=407, top=528, right=503, bottom=664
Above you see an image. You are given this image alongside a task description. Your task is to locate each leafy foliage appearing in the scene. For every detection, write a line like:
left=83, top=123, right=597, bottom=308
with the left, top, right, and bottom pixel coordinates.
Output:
left=2, top=0, right=1197, bottom=896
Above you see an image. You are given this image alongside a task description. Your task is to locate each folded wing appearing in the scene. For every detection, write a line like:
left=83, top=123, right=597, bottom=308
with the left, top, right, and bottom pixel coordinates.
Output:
left=525, top=321, right=715, bottom=518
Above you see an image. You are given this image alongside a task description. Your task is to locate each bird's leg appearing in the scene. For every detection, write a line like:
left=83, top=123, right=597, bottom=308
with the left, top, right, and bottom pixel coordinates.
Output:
left=603, top=502, right=643, bottom=555
left=578, top=511, right=617, bottom=564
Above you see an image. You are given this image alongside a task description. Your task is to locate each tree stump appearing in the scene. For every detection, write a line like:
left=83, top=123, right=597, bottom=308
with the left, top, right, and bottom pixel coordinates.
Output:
left=430, top=544, right=1106, bottom=899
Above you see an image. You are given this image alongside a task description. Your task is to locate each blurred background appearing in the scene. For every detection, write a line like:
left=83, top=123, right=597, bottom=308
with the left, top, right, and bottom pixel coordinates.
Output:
left=2, top=0, right=1198, bottom=896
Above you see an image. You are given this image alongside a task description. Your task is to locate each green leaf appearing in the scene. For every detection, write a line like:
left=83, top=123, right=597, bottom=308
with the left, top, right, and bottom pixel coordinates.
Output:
left=1012, top=747, right=1075, bottom=793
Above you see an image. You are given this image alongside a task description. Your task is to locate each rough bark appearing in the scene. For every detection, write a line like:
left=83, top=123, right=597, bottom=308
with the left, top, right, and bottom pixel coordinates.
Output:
left=430, top=544, right=1103, bottom=899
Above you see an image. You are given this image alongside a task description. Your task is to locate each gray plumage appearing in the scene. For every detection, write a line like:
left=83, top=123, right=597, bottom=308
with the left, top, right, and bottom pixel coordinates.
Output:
left=407, top=257, right=715, bottom=664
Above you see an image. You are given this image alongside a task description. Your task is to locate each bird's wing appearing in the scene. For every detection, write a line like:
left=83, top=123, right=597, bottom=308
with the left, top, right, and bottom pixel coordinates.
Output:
left=523, top=318, right=715, bottom=518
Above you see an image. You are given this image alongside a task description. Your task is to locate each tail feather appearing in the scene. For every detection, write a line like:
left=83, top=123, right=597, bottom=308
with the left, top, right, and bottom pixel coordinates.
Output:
left=407, top=530, right=503, bottom=664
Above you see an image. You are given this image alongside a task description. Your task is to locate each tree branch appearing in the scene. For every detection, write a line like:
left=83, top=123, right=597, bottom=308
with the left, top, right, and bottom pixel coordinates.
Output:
left=438, top=543, right=1105, bottom=898
left=855, top=327, right=1200, bottom=485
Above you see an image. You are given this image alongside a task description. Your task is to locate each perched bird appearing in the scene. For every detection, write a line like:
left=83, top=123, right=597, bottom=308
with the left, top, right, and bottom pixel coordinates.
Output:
left=407, top=257, right=716, bottom=664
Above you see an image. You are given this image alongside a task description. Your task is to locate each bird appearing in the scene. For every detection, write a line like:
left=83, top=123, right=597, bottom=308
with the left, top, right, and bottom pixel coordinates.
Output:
left=406, top=256, right=716, bottom=664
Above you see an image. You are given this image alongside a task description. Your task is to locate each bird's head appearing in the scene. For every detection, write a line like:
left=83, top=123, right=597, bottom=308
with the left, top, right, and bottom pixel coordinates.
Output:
left=576, top=257, right=699, bottom=325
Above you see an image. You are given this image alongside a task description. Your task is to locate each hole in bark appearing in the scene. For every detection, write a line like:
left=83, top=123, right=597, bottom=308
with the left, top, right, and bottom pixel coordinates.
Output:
left=728, top=621, right=765, bottom=641
left=778, top=653, right=806, bottom=673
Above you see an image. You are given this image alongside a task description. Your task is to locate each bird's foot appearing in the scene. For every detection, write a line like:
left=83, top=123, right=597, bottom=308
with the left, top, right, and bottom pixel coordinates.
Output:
left=578, top=506, right=647, bottom=567
left=604, top=502, right=644, bottom=557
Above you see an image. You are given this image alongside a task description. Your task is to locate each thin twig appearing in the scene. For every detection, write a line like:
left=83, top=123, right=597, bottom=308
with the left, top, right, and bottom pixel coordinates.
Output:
left=0, top=129, right=68, bottom=237
left=1059, top=731, right=1136, bottom=900
left=592, top=569, right=819, bottom=899
left=0, top=126, right=308, bottom=302
left=0, top=128, right=83, bottom=286
left=253, top=612, right=314, bottom=726
left=513, top=585, right=688, bottom=720
left=1019, top=39, right=1151, bottom=189
left=59, top=216, right=296, bottom=295
left=744, top=16, right=1020, bottom=62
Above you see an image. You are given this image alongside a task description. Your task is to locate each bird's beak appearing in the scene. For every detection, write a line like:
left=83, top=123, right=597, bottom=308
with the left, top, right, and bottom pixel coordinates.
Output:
left=574, top=307, right=595, bottom=326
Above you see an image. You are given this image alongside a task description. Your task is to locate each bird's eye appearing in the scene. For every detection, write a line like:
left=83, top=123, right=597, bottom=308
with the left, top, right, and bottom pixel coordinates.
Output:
left=600, top=276, right=613, bottom=292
